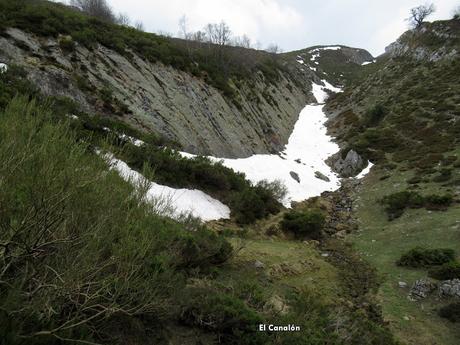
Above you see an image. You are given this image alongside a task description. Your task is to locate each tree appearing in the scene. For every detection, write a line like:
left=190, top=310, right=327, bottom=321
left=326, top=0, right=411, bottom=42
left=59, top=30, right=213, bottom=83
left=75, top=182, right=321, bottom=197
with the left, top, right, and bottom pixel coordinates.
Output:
left=453, top=5, right=460, bottom=20
left=215, top=21, right=232, bottom=46
left=179, top=14, right=190, bottom=40
left=233, top=34, right=252, bottom=48
left=408, top=3, right=436, bottom=28
left=266, top=43, right=282, bottom=54
left=70, top=0, right=116, bottom=23
left=191, top=30, right=207, bottom=43
left=205, top=21, right=231, bottom=46
left=134, top=21, right=145, bottom=32
left=116, top=12, right=131, bottom=26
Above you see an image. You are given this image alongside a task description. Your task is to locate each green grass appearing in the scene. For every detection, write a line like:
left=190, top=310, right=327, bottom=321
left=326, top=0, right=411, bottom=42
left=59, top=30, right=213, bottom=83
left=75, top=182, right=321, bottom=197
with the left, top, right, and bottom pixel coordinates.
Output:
left=231, top=238, right=341, bottom=300
left=349, top=167, right=460, bottom=345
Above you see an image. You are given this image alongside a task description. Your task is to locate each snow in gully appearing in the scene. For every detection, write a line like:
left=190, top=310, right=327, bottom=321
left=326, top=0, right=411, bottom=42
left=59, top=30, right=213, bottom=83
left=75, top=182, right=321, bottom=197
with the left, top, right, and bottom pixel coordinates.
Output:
left=181, top=81, right=357, bottom=208
left=107, top=80, right=372, bottom=221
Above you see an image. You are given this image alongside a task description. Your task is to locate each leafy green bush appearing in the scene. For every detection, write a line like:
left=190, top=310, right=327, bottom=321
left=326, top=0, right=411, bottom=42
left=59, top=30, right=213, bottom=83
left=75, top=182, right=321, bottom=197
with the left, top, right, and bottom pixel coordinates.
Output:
left=58, top=35, right=75, bottom=52
left=380, top=190, right=453, bottom=220
left=397, top=247, right=456, bottom=267
left=380, top=191, right=424, bottom=220
left=281, top=210, right=325, bottom=239
left=0, top=97, right=233, bottom=344
left=439, top=303, right=460, bottom=323
left=424, top=194, right=454, bottom=210
left=230, top=182, right=283, bottom=224
left=173, top=229, right=233, bottom=268
left=429, top=261, right=460, bottom=280
left=180, top=289, right=269, bottom=345
left=363, top=104, right=387, bottom=127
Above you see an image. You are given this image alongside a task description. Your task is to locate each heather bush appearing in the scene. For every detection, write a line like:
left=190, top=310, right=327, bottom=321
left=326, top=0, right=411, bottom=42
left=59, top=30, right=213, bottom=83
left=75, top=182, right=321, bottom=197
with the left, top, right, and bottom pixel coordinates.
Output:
left=397, top=247, right=456, bottom=267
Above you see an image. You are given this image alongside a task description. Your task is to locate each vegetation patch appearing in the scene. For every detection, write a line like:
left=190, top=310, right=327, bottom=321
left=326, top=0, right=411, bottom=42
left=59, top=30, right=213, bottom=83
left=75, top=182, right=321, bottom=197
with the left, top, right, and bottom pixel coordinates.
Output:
left=429, top=262, right=460, bottom=280
left=0, top=97, right=234, bottom=344
left=280, top=209, right=325, bottom=240
left=397, top=247, right=456, bottom=268
left=439, top=303, right=460, bottom=323
left=380, top=190, right=453, bottom=220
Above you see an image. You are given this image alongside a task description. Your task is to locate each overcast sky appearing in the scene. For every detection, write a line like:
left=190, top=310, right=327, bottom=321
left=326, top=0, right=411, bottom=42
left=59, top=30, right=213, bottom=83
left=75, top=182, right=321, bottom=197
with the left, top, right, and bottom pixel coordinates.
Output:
left=72, top=0, right=459, bottom=56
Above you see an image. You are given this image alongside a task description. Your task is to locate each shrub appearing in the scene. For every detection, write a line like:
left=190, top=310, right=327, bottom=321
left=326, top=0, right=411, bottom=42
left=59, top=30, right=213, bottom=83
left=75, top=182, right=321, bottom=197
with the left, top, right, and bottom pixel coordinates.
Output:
left=58, top=35, right=75, bottom=52
left=180, top=289, right=269, bottom=345
left=363, top=104, right=387, bottom=127
left=424, top=194, right=453, bottom=210
left=397, top=247, right=456, bottom=267
left=439, top=303, right=460, bottom=323
left=256, top=179, right=288, bottom=203
left=173, top=229, right=233, bottom=269
left=380, top=191, right=424, bottom=220
left=429, top=262, right=460, bottom=280
left=281, top=210, right=325, bottom=239
left=380, top=190, right=453, bottom=220
left=230, top=185, right=281, bottom=224
left=0, top=97, right=233, bottom=344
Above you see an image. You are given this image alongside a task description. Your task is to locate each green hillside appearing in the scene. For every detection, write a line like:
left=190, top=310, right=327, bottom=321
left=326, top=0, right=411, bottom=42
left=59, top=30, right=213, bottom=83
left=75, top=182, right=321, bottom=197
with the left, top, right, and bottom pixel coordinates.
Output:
left=324, top=19, right=460, bottom=345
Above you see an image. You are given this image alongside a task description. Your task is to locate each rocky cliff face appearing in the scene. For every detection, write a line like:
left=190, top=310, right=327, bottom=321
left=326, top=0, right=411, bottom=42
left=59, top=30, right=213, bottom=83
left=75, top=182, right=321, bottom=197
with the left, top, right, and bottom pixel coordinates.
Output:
left=0, top=28, right=314, bottom=158
left=385, top=20, right=460, bottom=61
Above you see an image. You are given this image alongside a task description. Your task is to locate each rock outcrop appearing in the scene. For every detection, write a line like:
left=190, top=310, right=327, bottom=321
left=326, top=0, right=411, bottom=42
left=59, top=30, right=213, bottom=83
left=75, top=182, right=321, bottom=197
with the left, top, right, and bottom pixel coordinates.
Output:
left=326, top=149, right=367, bottom=178
left=409, top=279, right=437, bottom=300
left=439, top=279, right=460, bottom=298
left=385, top=21, right=459, bottom=62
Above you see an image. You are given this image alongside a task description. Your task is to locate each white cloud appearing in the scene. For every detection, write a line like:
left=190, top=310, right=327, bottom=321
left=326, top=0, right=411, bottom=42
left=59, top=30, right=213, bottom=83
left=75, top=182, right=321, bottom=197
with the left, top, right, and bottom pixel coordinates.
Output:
left=109, top=0, right=303, bottom=49
left=61, top=0, right=459, bottom=55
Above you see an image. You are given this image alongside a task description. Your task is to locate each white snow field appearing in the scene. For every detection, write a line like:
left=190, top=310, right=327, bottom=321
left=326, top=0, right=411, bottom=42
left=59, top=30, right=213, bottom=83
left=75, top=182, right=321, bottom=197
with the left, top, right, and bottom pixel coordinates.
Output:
left=362, top=59, right=376, bottom=66
left=179, top=80, right=362, bottom=207
left=104, top=154, right=231, bottom=221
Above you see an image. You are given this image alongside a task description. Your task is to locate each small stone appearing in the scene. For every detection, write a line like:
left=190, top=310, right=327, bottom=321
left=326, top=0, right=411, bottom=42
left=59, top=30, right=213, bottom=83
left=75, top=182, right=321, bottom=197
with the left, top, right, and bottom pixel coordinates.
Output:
left=321, top=253, right=330, bottom=257
left=314, top=171, right=331, bottom=182
left=254, top=260, right=265, bottom=269
left=399, top=281, right=408, bottom=288
left=403, top=316, right=410, bottom=321
left=290, top=171, right=300, bottom=183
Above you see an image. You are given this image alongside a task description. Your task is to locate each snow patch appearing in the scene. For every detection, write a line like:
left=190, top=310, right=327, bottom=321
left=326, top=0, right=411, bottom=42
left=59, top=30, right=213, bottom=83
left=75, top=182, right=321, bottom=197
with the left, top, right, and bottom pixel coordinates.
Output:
left=0, top=63, right=7, bottom=74
left=102, top=127, right=145, bottom=147
left=119, top=134, right=145, bottom=147
left=296, top=56, right=305, bottom=64
left=104, top=153, right=231, bottom=221
left=311, top=80, right=342, bottom=104
left=361, top=59, right=376, bottom=66
left=356, top=161, right=374, bottom=179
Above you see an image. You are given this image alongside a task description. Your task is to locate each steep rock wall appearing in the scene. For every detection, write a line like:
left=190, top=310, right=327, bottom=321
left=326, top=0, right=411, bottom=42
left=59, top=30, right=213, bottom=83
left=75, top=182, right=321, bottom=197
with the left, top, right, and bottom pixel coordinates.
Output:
left=0, top=28, right=313, bottom=158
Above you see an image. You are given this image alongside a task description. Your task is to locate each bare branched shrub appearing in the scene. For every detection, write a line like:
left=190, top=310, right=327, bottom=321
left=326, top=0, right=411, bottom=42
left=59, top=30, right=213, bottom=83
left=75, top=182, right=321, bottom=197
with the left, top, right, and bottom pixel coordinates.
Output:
left=407, top=3, right=436, bottom=28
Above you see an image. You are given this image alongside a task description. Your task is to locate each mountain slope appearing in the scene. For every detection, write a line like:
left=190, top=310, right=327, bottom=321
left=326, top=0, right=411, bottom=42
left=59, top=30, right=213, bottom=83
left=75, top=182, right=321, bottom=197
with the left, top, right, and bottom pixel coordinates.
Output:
left=322, top=19, right=460, bottom=345
left=283, top=45, right=374, bottom=86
